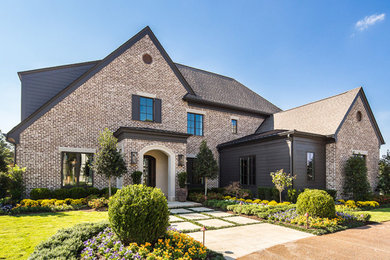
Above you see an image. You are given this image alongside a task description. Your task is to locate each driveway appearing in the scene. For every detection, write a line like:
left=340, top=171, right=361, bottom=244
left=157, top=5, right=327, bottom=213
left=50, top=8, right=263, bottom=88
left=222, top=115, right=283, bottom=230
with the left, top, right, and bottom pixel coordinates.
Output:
left=240, top=221, right=390, bottom=260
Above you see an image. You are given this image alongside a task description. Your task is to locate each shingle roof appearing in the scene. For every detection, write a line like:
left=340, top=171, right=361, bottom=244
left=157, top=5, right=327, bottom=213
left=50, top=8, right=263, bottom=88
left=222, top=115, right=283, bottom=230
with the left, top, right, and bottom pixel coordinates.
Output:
left=217, top=129, right=288, bottom=148
left=176, top=63, right=281, bottom=115
left=257, top=87, right=361, bottom=136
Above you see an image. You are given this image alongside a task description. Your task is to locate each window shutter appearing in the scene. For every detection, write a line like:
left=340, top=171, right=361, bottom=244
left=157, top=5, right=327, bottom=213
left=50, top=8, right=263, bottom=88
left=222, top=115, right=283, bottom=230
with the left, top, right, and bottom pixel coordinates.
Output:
left=154, top=98, right=162, bottom=123
left=132, top=95, right=140, bottom=120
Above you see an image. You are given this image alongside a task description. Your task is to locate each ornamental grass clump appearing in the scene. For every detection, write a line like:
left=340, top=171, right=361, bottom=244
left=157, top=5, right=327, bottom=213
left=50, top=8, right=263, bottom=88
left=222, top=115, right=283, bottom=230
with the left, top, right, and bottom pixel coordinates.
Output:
left=108, top=184, right=169, bottom=245
left=296, top=189, right=335, bottom=218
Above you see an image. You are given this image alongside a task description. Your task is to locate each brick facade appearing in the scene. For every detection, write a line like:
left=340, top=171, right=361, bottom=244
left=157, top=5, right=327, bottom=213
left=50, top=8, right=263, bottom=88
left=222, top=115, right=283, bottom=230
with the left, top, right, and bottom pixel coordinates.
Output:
left=16, top=34, right=263, bottom=197
left=326, top=95, right=381, bottom=197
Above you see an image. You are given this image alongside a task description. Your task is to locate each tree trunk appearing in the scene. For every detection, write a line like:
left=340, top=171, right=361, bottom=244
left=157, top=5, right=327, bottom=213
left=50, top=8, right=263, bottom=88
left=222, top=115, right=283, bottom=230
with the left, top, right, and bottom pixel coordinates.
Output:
left=108, top=176, right=112, bottom=197
left=204, top=177, right=208, bottom=196
left=279, top=190, right=282, bottom=203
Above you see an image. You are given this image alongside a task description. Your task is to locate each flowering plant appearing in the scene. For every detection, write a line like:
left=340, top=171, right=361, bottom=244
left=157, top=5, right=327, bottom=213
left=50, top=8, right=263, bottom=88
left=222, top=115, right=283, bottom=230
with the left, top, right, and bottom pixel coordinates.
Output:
left=81, top=227, right=207, bottom=260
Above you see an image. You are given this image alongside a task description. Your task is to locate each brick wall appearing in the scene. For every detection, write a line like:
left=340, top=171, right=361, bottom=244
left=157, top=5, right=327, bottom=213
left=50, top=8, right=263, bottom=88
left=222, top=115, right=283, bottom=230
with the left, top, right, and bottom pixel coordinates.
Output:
left=326, top=95, right=380, bottom=197
left=16, top=33, right=263, bottom=195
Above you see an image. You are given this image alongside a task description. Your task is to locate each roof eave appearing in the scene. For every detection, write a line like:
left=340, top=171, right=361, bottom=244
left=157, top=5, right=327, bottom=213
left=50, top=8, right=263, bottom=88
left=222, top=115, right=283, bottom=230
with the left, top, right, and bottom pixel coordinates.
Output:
left=183, top=94, right=272, bottom=116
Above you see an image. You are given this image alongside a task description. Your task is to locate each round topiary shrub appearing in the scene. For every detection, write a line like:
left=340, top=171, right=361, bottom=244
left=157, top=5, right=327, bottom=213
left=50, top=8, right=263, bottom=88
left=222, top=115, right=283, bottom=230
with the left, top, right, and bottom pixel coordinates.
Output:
left=108, top=184, right=169, bottom=244
left=296, top=189, right=335, bottom=218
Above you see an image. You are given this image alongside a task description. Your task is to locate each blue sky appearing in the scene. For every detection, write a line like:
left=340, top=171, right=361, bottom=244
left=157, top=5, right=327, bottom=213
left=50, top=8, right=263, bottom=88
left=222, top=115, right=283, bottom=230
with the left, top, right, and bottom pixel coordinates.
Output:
left=0, top=0, right=389, bottom=155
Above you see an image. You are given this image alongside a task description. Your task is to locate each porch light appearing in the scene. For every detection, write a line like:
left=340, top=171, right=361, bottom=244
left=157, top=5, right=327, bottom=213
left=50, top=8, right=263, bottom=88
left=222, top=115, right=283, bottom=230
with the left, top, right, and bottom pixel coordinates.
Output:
left=178, top=154, right=184, bottom=166
left=131, top=152, right=138, bottom=164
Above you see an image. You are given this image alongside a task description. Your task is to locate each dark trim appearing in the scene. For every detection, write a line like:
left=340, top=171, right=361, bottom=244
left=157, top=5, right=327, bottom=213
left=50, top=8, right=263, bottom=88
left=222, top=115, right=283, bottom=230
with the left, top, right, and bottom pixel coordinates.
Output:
left=334, top=88, right=385, bottom=145
left=17, top=60, right=100, bottom=80
left=187, top=112, right=204, bottom=136
left=7, top=26, right=195, bottom=144
left=183, top=94, right=273, bottom=117
left=114, top=126, right=191, bottom=143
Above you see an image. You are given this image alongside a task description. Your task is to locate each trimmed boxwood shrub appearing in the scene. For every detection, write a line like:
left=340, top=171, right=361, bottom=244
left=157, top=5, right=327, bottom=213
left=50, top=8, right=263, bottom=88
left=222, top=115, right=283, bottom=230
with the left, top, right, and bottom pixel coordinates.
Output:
left=258, top=186, right=279, bottom=201
left=100, top=187, right=118, bottom=198
left=51, top=188, right=71, bottom=200
left=29, top=221, right=108, bottom=260
left=86, top=187, right=101, bottom=196
left=296, top=189, right=335, bottom=218
left=30, top=188, right=52, bottom=200
left=68, top=187, right=88, bottom=199
left=108, top=184, right=169, bottom=244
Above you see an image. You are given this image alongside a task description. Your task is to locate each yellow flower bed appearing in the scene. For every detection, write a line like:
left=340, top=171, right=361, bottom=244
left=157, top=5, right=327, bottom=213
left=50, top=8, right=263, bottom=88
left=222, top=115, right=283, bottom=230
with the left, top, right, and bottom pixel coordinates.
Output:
left=224, top=196, right=291, bottom=206
left=338, top=199, right=379, bottom=209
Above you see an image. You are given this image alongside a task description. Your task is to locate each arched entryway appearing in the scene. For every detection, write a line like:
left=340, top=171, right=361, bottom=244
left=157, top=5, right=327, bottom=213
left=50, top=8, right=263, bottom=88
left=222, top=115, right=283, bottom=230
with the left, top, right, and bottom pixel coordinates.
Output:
left=138, top=145, right=176, bottom=201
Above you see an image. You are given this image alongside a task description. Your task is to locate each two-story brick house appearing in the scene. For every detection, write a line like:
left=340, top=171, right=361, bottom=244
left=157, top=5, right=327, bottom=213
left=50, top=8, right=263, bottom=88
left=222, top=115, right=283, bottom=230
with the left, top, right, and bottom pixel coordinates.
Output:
left=7, top=26, right=384, bottom=200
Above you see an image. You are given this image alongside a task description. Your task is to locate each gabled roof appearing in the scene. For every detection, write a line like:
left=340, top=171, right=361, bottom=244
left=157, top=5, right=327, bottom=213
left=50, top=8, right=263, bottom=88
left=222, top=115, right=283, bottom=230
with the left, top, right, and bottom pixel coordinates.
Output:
left=257, top=87, right=385, bottom=144
left=8, top=26, right=280, bottom=143
left=7, top=26, right=195, bottom=143
left=176, top=63, right=281, bottom=115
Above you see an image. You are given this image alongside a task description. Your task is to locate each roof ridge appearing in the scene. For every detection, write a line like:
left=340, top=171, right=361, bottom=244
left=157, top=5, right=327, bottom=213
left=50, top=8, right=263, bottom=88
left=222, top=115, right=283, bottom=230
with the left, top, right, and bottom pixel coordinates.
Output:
left=18, top=60, right=101, bottom=76
left=276, top=87, right=362, bottom=114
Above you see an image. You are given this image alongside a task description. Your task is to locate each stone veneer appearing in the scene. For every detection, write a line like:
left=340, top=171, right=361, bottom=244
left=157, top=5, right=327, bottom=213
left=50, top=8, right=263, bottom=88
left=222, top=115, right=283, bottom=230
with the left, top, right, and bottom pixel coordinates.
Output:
left=326, top=95, right=380, bottom=197
left=15, top=33, right=264, bottom=196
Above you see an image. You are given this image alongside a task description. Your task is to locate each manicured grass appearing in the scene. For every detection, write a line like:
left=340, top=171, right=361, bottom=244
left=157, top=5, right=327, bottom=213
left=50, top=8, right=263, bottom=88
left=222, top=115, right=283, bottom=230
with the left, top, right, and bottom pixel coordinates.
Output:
left=0, top=210, right=108, bottom=260
left=360, top=207, right=390, bottom=222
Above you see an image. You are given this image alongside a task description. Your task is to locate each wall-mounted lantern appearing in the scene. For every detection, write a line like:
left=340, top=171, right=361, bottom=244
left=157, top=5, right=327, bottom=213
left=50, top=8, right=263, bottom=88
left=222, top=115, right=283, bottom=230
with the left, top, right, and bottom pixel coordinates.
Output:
left=178, top=154, right=184, bottom=167
left=131, top=152, right=138, bottom=165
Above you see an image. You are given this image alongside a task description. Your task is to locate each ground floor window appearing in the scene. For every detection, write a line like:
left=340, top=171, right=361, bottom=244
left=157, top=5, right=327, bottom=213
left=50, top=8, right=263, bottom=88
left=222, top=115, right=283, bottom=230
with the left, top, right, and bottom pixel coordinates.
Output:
left=62, top=152, right=93, bottom=187
left=306, top=152, right=315, bottom=181
left=240, top=156, right=255, bottom=185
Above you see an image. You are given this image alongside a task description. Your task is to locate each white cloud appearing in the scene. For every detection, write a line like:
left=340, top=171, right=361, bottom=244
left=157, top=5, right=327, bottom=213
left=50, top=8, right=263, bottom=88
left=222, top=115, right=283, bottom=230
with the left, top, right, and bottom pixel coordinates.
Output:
left=355, top=13, right=385, bottom=31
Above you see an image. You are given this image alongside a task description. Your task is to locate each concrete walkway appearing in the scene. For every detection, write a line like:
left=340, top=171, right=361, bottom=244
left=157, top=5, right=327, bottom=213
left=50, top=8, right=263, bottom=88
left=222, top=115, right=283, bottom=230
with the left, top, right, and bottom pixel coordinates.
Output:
left=240, top=221, right=390, bottom=260
left=167, top=201, right=202, bottom=208
left=188, top=223, right=313, bottom=259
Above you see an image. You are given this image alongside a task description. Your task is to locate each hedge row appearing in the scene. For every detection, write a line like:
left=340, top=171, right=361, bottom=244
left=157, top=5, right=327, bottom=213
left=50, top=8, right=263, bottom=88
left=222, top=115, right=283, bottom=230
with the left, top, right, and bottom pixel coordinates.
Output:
left=29, top=221, right=109, bottom=260
left=30, top=187, right=118, bottom=200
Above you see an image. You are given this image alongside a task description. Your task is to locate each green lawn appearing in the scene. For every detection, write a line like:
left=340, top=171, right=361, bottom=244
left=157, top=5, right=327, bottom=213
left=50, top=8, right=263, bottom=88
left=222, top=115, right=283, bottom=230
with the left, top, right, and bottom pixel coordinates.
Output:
left=0, top=210, right=108, bottom=260
left=360, top=207, right=390, bottom=222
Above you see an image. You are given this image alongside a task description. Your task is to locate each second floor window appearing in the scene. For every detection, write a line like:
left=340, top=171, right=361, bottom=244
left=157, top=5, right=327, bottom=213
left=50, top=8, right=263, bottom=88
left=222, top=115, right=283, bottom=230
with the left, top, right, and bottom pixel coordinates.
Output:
left=187, top=113, right=203, bottom=136
left=140, top=97, right=154, bottom=122
left=306, top=152, right=315, bottom=181
left=232, top=119, right=237, bottom=134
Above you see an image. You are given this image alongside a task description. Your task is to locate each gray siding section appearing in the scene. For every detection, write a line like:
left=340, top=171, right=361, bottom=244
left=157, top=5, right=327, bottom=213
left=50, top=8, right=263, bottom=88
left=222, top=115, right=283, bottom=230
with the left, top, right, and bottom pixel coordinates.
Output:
left=219, top=139, right=290, bottom=194
left=292, top=137, right=326, bottom=190
left=21, top=63, right=96, bottom=120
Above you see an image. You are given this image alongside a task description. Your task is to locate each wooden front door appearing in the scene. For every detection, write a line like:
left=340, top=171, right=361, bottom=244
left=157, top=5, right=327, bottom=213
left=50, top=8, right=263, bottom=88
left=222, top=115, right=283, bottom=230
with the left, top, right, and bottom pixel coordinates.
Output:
left=143, top=155, right=156, bottom=187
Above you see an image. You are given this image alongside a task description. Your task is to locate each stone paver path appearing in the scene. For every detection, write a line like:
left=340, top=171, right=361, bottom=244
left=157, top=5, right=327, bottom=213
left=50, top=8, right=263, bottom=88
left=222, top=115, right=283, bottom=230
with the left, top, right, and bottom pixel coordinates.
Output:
left=188, top=207, right=214, bottom=212
left=170, top=221, right=201, bottom=231
left=204, top=211, right=233, bottom=218
left=169, top=215, right=184, bottom=222
left=227, top=216, right=261, bottom=224
left=197, top=218, right=235, bottom=228
left=170, top=208, right=193, bottom=214
left=178, top=212, right=210, bottom=220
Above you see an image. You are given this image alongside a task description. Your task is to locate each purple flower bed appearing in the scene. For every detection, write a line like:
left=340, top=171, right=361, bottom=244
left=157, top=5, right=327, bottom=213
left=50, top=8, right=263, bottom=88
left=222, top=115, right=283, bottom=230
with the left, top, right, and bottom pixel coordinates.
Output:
left=269, top=208, right=299, bottom=222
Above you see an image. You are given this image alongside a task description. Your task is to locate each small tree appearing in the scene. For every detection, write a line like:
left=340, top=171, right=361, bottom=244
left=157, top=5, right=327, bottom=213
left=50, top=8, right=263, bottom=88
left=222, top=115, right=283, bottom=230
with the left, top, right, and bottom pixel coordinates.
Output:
left=93, top=129, right=127, bottom=197
left=270, top=169, right=295, bottom=203
left=343, top=155, right=371, bottom=200
left=0, top=131, right=14, bottom=172
left=378, top=151, right=390, bottom=195
left=194, top=140, right=218, bottom=197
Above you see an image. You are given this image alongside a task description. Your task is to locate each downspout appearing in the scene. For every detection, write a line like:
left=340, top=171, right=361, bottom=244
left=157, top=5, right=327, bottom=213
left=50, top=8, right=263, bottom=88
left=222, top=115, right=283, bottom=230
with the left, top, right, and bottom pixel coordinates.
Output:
left=287, top=133, right=294, bottom=187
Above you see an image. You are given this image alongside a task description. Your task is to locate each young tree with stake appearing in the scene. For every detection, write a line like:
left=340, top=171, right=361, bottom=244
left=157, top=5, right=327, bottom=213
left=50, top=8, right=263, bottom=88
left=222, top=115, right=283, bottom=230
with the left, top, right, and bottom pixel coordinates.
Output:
left=194, top=140, right=218, bottom=197
left=270, top=169, right=295, bottom=203
left=93, top=128, right=127, bottom=197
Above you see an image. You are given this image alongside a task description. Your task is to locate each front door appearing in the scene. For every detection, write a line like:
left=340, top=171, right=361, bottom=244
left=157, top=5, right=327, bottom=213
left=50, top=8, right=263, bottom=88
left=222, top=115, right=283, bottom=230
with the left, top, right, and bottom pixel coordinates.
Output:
left=143, top=155, right=156, bottom=187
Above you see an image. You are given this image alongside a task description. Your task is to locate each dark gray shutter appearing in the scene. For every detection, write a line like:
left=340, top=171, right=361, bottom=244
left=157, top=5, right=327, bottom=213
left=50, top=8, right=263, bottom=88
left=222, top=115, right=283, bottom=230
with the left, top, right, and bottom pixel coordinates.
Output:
left=154, top=98, right=162, bottom=123
left=132, top=95, right=140, bottom=120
